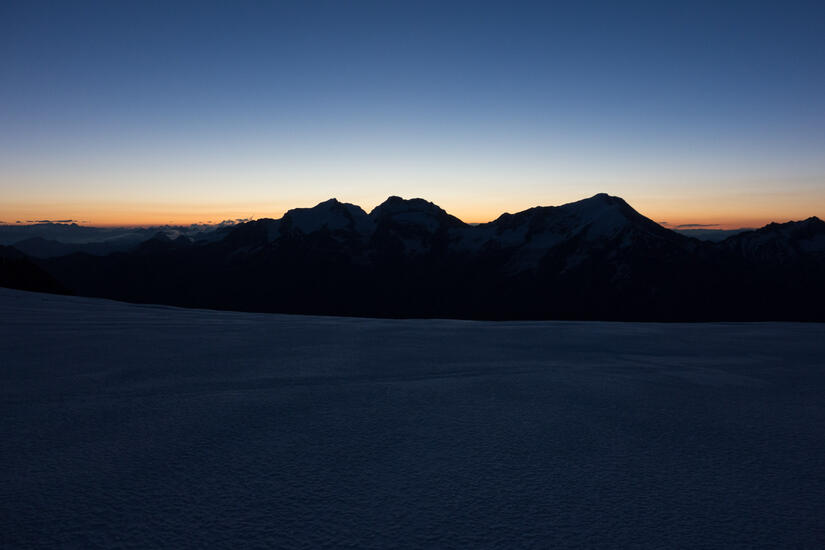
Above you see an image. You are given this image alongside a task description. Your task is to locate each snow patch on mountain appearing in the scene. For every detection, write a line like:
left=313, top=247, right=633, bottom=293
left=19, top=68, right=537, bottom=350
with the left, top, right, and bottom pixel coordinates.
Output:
left=370, top=196, right=465, bottom=228
left=282, top=198, right=373, bottom=236
left=721, top=216, right=825, bottom=259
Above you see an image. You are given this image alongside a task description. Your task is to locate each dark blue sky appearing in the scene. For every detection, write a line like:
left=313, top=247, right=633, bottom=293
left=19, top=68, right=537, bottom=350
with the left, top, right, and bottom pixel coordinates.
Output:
left=2, top=0, right=824, bottom=225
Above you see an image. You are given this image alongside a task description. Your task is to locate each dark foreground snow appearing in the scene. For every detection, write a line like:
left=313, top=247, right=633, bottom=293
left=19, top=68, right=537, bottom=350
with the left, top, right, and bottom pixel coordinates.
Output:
left=1, top=289, right=824, bottom=549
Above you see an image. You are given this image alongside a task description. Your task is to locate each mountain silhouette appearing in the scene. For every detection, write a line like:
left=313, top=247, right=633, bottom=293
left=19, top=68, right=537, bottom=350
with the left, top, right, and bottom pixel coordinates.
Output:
left=0, top=246, right=69, bottom=295
left=10, top=193, right=825, bottom=320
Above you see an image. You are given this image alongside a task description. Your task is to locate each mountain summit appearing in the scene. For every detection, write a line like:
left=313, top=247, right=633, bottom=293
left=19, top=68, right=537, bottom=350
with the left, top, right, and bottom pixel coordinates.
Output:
left=282, top=198, right=373, bottom=236
left=370, top=196, right=466, bottom=228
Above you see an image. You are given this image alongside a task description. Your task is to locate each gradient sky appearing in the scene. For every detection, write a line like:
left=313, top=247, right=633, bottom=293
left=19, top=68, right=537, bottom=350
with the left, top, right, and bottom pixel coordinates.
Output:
left=2, top=0, right=824, bottom=228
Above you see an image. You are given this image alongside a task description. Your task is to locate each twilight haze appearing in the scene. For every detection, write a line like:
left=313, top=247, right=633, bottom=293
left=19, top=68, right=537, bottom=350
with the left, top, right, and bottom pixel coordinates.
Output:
left=2, top=1, right=824, bottom=228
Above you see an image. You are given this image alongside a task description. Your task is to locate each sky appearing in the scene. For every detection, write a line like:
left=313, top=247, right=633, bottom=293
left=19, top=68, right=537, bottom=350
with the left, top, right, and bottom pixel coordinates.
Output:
left=1, top=0, right=824, bottom=228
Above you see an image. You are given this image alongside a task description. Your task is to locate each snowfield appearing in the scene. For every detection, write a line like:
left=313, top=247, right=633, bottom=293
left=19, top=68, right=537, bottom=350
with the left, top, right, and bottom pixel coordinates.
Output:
left=1, top=288, right=824, bottom=549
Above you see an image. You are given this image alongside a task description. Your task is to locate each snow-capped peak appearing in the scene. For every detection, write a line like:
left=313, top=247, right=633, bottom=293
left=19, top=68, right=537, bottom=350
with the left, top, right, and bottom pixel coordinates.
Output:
left=369, top=196, right=466, bottom=229
left=282, top=198, right=373, bottom=235
left=554, top=193, right=639, bottom=237
left=484, top=193, right=663, bottom=243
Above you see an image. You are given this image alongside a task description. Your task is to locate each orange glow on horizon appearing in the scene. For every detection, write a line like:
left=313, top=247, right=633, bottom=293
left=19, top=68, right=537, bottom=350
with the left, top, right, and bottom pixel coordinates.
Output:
left=0, top=198, right=819, bottom=231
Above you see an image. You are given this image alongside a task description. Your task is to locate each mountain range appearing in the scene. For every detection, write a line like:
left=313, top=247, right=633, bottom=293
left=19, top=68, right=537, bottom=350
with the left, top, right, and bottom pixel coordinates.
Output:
left=2, top=193, right=824, bottom=320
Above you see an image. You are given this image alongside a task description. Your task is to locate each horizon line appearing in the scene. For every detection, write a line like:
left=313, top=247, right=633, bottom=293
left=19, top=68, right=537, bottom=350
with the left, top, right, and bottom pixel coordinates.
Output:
left=1, top=193, right=822, bottom=231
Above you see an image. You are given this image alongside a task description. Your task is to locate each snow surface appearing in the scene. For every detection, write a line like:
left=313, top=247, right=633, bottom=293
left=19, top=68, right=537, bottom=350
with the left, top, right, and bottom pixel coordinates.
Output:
left=1, top=288, right=824, bottom=548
